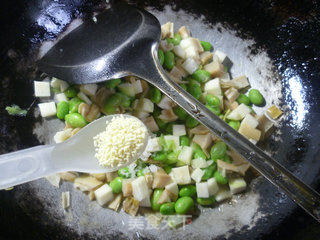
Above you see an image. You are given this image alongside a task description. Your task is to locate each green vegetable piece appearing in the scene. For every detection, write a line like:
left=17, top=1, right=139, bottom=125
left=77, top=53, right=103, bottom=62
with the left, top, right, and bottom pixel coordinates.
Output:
left=210, top=141, right=227, bottom=160
left=179, top=185, right=197, bottom=197
left=200, top=41, right=212, bottom=51
left=206, top=104, right=221, bottom=115
left=180, top=84, right=187, bottom=91
left=105, top=78, right=121, bottom=89
left=149, top=87, right=162, bottom=104
left=206, top=94, right=220, bottom=107
left=65, top=113, right=87, bottom=128
left=173, top=106, right=188, bottom=120
left=163, top=165, right=173, bottom=174
left=163, top=51, right=175, bottom=71
left=164, top=122, right=174, bottom=135
left=118, top=93, right=131, bottom=108
left=109, top=177, right=123, bottom=194
left=68, top=97, right=83, bottom=113
left=192, top=69, right=211, bottom=83
left=223, top=154, right=231, bottom=163
left=228, top=120, right=240, bottom=131
left=5, top=104, right=27, bottom=116
left=158, top=49, right=165, bottom=65
left=180, top=135, right=190, bottom=146
left=64, top=87, right=77, bottom=98
left=151, top=189, right=164, bottom=211
left=118, top=167, right=132, bottom=178
left=56, top=101, right=69, bottom=120
left=152, top=151, right=167, bottom=162
left=136, top=169, right=145, bottom=177
left=248, top=89, right=265, bottom=106
left=104, top=93, right=122, bottom=114
left=197, top=196, right=215, bottom=206
left=166, top=33, right=181, bottom=46
left=214, top=171, right=228, bottom=184
left=175, top=196, right=194, bottom=214
left=155, top=117, right=167, bottom=130
left=187, top=80, right=202, bottom=100
left=186, top=115, right=199, bottom=128
left=236, top=93, right=251, bottom=106
left=166, top=151, right=179, bottom=165
left=192, top=143, right=207, bottom=160
left=201, top=164, right=216, bottom=180
left=160, top=202, right=176, bottom=215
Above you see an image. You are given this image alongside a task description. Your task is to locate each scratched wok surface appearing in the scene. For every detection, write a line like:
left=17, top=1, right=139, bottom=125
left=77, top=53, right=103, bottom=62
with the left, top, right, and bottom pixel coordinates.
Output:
left=0, top=0, right=320, bottom=239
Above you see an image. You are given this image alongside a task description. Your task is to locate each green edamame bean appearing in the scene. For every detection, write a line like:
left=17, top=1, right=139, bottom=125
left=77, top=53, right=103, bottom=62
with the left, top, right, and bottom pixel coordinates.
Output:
left=164, top=122, right=174, bottom=135
left=105, top=78, right=121, bottom=88
left=136, top=169, right=145, bottom=177
left=56, top=101, right=69, bottom=120
left=200, top=41, right=212, bottom=51
left=175, top=196, right=194, bottom=214
left=158, top=49, right=165, bottom=65
left=201, top=165, right=216, bottom=180
left=210, top=141, right=227, bottom=160
left=155, top=117, right=167, bottom=130
left=214, top=171, right=228, bottom=184
left=68, top=97, right=83, bottom=113
left=151, top=189, right=164, bottom=211
left=104, top=93, right=122, bottom=114
left=249, top=89, right=265, bottom=106
left=180, top=135, right=190, bottom=146
left=118, top=93, right=131, bottom=108
left=65, top=113, right=87, bottom=128
left=167, top=33, right=182, bottom=46
left=187, top=80, right=202, bottom=100
left=206, top=94, right=220, bottom=107
left=236, top=94, right=251, bottom=106
left=173, top=106, right=188, bottom=120
left=163, top=165, right=173, bottom=174
left=186, top=115, right=199, bottom=128
left=64, top=87, right=77, bottom=98
left=197, top=196, right=215, bottom=206
left=163, top=51, right=175, bottom=71
left=179, top=185, right=196, bottom=197
left=228, top=120, right=240, bottom=131
left=166, top=151, right=179, bottom=165
left=118, top=167, right=132, bottom=178
left=149, top=87, right=162, bottom=104
left=193, top=143, right=207, bottom=160
left=109, top=177, right=123, bottom=194
left=223, top=154, right=231, bottom=163
left=180, top=84, right=187, bottom=91
left=160, top=202, right=175, bottom=215
left=152, top=151, right=167, bottom=162
left=192, top=69, right=211, bottom=83
left=206, top=104, right=221, bottom=115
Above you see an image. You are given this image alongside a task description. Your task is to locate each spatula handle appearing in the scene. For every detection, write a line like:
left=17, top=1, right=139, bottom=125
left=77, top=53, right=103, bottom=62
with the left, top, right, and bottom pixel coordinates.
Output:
left=135, top=45, right=320, bottom=223
left=0, top=145, right=55, bottom=189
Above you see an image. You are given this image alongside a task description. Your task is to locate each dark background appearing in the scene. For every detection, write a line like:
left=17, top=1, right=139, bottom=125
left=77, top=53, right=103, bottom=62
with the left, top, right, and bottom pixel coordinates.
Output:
left=0, top=0, right=319, bottom=239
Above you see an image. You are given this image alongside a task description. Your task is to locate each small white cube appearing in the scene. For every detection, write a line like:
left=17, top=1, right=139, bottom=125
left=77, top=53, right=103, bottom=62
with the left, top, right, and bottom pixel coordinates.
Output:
left=34, top=81, right=50, bottom=97
left=55, top=93, right=68, bottom=103
left=227, top=103, right=252, bottom=121
left=60, top=80, right=69, bottom=92
left=196, top=182, right=209, bottom=198
left=38, top=102, right=56, bottom=117
left=94, top=184, right=114, bottom=206
left=142, top=98, right=154, bottom=113
left=80, top=84, right=98, bottom=96
left=181, top=57, right=199, bottom=74
left=77, top=92, right=92, bottom=105
left=204, top=78, right=222, bottom=96
left=207, top=178, right=219, bottom=196
left=51, top=77, right=61, bottom=89
left=170, top=166, right=191, bottom=185
left=164, top=135, right=180, bottom=148
left=132, top=80, right=143, bottom=94
left=214, top=50, right=227, bottom=63
left=178, top=146, right=193, bottom=165
left=172, top=125, right=186, bottom=136
left=165, top=182, right=179, bottom=196
left=191, top=158, right=207, bottom=169
left=131, top=176, right=150, bottom=201
left=145, top=138, right=161, bottom=152
left=241, top=114, right=259, bottom=129
left=191, top=168, right=204, bottom=183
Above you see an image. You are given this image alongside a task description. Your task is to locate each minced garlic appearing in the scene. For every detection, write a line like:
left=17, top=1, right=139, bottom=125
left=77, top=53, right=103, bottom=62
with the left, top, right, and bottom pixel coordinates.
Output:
left=93, top=115, right=147, bottom=168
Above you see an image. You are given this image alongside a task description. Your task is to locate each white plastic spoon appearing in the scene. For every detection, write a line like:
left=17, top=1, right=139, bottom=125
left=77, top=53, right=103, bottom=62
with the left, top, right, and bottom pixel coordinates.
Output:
left=0, top=114, right=148, bottom=190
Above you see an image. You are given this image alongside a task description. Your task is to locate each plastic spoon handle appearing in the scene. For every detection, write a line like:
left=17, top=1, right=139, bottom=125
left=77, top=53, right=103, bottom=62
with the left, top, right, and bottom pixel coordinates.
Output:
left=134, top=46, right=320, bottom=223
left=0, top=145, right=56, bottom=189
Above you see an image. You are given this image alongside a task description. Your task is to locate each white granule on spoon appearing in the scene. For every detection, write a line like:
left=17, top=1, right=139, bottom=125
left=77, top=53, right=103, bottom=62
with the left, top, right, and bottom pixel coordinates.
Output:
left=93, top=115, right=147, bottom=168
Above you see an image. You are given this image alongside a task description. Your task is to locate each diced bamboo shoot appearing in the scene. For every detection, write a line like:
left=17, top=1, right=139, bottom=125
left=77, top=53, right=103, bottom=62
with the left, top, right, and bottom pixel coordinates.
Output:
left=34, top=81, right=50, bottom=97
left=80, top=84, right=98, bottom=96
left=161, top=22, right=174, bottom=39
left=204, top=78, right=222, bottom=96
left=227, top=103, right=251, bottom=120
left=158, top=95, right=174, bottom=110
left=191, top=168, right=204, bottom=183
left=108, top=193, right=123, bottom=211
left=94, top=184, right=114, bottom=206
left=181, top=57, right=200, bottom=75
left=192, top=133, right=212, bottom=150
left=214, top=187, right=232, bottom=202
left=207, top=178, right=219, bottom=196
left=178, top=26, right=190, bottom=39
left=224, top=87, right=239, bottom=103
left=200, top=51, right=213, bottom=65
left=204, top=61, right=225, bottom=78
left=178, top=146, right=193, bottom=165
left=170, top=166, right=191, bottom=185
left=196, top=182, right=209, bottom=198
left=157, top=189, right=171, bottom=204
left=132, top=176, right=150, bottom=201
left=143, top=117, right=159, bottom=132
left=229, top=177, right=247, bottom=194
left=191, top=158, right=207, bottom=169
left=152, top=171, right=172, bottom=189
left=74, top=176, right=103, bottom=192
left=38, top=102, right=57, bottom=117
left=238, top=122, right=261, bottom=141
left=122, top=179, right=133, bottom=197
left=267, top=105, right=283, bottom=119
left=123, top=197, right=139, bottom=216
left=173, top=124, right=186, bottom=136
left=242, top=114, right=259, bottom=129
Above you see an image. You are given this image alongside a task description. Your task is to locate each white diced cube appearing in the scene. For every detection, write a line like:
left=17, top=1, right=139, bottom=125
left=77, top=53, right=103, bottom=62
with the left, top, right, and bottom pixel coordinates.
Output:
left=145, top=138, right=161, bottom=152
left=51, top=77, right=61, bottom=89
left=173, top=125, right=186, bottom=136
left=80, top=84, right=98, bottom=96
left=207, top=178, right=219, bottom=196
left=131, top=176, right=150, bottom=201
left=34, top=81, right=50, bottom=97
left=55, top=93, right=68, bottom=103
left=142, top=98, right=154, bottom=113
left=191, top=168, right=204, bottom=183
left=94, top=184, right=114, bottom=206
left=60, top=80, right=69, bottom=92
left=206, top=160, right=214, bottom=166
left=229, top=177, right=247, bottom=195
left=227, top=103, right=251, bottom=121
left=215, top=188, right=232, bottom=202
left=241, top=114, right=259, bottom=129
left=38, top=102, right=56, bottom=117
left=196, top=182, right=209, bottom=198
left=192, top=133, right=212, bottom=150
left=173, top=45, right=186, bottom=59
left=164, top=135, right=180, bottom=148
left=204, top=78, right=222, bottom=96
left=181, top=57, right=199, bottom=74
left=170, top=166, right=191, bottom=185
left=184, top=45, right=199, bottom=59
left=157, top=95, right=173, bottom=110
left=191, top=158, right=207, bottom=169
left=178, top=146, right=193, bottom=165
left=214, top=50, right=227, bottom=63
left=62, top=191, right=70, bottom=209
left=165, top=182, right=179, bottom=196
left=77, top=92, right=92, bottom=105
left=132, top=80, right=143, bottom=94
left=140, top=196, right=151, bottom=207
left=53, top=129, right=72, bottom=143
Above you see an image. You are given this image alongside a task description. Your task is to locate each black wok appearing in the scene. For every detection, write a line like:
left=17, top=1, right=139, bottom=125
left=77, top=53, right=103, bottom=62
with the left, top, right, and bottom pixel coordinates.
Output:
left=0, top=0, right=319, bottom=239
